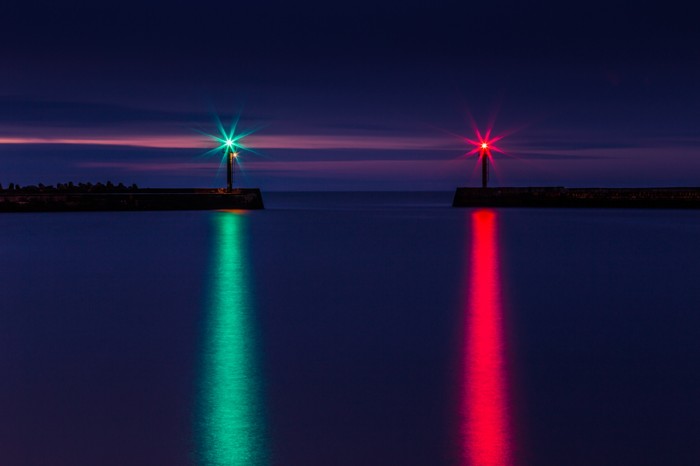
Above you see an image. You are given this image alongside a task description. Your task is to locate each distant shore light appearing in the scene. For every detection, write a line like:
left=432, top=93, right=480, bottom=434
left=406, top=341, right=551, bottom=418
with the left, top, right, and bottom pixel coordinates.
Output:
left=226, top=139, right=234, bottom=147
left=481, top=143, right=488, bottom=149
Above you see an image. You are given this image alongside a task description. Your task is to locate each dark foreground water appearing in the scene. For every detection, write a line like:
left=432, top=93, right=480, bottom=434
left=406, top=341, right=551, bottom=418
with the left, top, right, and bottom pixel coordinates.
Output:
left=2, top=192, right=700, bottom=465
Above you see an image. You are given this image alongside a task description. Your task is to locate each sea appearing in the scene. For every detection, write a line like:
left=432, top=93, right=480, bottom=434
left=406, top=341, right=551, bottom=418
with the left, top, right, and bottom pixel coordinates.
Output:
left=2, top=191, right=700, bottom=465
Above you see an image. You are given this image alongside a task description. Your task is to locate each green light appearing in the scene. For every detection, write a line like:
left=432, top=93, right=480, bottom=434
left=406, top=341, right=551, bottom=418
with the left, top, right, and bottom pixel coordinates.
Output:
left=197, top=212, right=267, bottom=465
left=195, top=110, right=266, bottom=175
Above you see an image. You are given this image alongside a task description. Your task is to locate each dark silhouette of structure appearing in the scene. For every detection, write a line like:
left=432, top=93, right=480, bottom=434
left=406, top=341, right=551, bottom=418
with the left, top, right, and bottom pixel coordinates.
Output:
left=225, top=141, right=238, bottom=193
left=480, top=143, right=489, bottom=188
left=453, top=187, right=700, bottom=208
left=0, top=183, right=264, bottom=212
left=226, top=149, right=233, bottom=192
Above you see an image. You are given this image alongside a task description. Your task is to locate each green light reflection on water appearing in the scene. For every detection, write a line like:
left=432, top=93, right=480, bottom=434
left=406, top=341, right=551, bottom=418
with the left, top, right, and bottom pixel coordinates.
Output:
left=198, top=212, right=267, bottom=466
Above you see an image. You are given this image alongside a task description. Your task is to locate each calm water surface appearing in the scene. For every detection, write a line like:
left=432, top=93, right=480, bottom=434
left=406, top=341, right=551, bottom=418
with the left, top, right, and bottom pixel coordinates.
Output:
left=2, top=192, right=700, bottom=465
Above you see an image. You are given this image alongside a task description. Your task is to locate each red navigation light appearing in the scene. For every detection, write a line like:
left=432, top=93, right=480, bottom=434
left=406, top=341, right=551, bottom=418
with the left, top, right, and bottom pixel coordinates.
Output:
left=464, top=132, right=502, bottom=158
left=460, top=123, right=512, bottom=188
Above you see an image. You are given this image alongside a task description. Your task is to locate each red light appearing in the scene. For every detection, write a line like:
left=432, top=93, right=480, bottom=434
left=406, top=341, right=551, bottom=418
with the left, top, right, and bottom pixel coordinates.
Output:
left=464, top=127, right=505, bottom=158
left=461, top=210, right=512, bottom=465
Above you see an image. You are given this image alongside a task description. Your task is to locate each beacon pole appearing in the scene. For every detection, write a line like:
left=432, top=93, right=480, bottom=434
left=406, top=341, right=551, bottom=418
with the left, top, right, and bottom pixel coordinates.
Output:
left=232, top=151, right=237, bottom=190
left=481, top=145, right=489, bottom=189
left=226, top=147, right=233, bottom=193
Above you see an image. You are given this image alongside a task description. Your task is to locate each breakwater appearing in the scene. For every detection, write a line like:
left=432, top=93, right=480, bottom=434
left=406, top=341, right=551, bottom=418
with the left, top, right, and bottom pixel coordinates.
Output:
left=453, top=187, right=700, bottom=208
left=0, top=188, right=264, bottom=212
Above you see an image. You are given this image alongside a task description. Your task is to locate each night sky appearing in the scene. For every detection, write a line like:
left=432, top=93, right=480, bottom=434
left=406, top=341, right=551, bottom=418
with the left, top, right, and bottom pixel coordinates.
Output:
left=2, top=0, right=699, bottom=190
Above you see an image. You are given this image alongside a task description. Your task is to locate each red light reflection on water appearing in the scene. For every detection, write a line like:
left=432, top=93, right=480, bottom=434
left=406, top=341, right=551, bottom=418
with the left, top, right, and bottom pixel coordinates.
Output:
left=462, top=210, right=512, bottom=466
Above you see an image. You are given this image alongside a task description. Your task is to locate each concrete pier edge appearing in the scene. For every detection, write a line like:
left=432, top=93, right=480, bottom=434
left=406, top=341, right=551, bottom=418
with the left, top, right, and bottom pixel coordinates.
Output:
left=0, top=188, right=264, bottom=212
left=453, top=187, right=700, bottom=208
